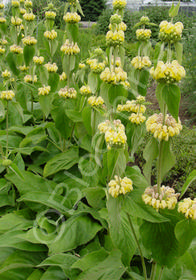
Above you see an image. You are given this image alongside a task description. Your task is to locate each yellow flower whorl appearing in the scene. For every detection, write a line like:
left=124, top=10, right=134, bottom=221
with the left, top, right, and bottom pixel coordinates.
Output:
left=108, top=175, right=133, bottom=198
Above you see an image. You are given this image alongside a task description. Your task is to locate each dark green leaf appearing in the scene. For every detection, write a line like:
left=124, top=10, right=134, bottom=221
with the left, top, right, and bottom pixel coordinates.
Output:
left=23, top=46, right=35, bottom=66
left=162, top=84, right=181, bottom=121
left=180, top=170, right=196, bottom=198
left=43, top=147, right=79, bottom=177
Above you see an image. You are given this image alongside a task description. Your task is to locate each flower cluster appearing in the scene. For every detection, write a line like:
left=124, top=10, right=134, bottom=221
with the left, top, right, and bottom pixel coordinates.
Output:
left=88, top=60, right=105, bottom=74
left=22, top=36, right=37, bottom=46
left=0, top=46, right=5, bottom=54
left=136, top=29, right=151, bottom=41
left=106, top=30, right=124, bottom=46
left=11, top=16, right=22, bottom=26
left=129, top=113, right=146, bottom=125
left=0, top=3, right=5, bottom=9
left=112, top=0, right=127, bottom=10
left=79, top=63, right=85, bottom=69
left=98, top=119, right=127, bottom=150
left=100, top=67, right=127, bottom=85
left=131, top=56, right=151, bottom=70
left=146, top=113, right=182, bottom=141
left=59, top=72, right=67, bottom=81
left=2, top=70, right=11, bottom=79
left=108, top=176, right=133, bottom=198
left=88, top=96, right=104, bottom=108
left=20, top=8, right=26, bottom=15
left=178, top=198, right=196, bottom=220
left=23, top=13, right=35, bottom=21
left=117, top=96, right=146, bottom=113
left=44, top=30, right=57, bottom=40
left=19, top=65, right=29, bottom=71
left=61, top=40, right=80, bottom=55
left=12, top=1, right=20, bottom=8
left=24, top=75, right=37, bottom=83
left=58, top=87, right=77, bottom=99
left=24, top=0, right=33, bottom=9
left=159, top=21, right=183, bottom=43
left=33, top=56, right=44, bottom=65
left=63, top=12, right=81, bottom=23
left=142, top=185, right=180, bottom=211
left=44, top=62, right=58, bottom=73
left=140, top=16, right=150, bottom=25
left=0, top=90, right=15, bottom=100
left=10, top=44, right=23, bottom=54
left=38, top=85, right=51, bottom=96
left=0, top=17, right=6, bottom=24
left=80, top=85, right=92, bottom=95
left=45, top=11, right=56, bottom=20
left=150, top=60, right=186, bottom=83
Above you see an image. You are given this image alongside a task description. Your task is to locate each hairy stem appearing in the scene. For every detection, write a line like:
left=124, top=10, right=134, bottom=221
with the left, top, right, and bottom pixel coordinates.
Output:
left=150, top=262, right=157, bottom=280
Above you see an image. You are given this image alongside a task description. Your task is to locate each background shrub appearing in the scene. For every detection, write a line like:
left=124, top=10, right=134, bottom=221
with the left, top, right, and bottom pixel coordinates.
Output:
left=80, top=0, right=106, bottom=21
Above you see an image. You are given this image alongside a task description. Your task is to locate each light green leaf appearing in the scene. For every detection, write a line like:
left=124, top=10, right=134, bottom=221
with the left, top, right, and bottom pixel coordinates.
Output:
left=24, top=45, right=35, bottom=66
left=156, top=83, right=165, bottom=113
left=123, top=196, right=169, bottom=223
left=75, top=249, right=126, bottom=280
left=175, top=42, right=183, bottom=64
left=40, top=267, right=66, bottom=280
left=48, top=215, right=102, bottom=254
left=38, top=253, right=79, bottom=279
left=27, top=270, right=43, bottom=280
left=43, top=147, right=79, bottom=177
left=88, top=72, right=98, bottom=94
left=169, top=2, right=180, bottom=18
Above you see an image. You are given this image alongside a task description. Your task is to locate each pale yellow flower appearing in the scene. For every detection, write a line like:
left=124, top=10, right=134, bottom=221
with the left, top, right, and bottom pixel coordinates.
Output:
left=146, top=113, right=182, bottom=141
left=24, top=74, right=37, bottom=83
left=87, top=96, right=104, bottom=107
left=44, top=62, right=58, bottom=73
left=10, top=44, right=23, bottom=54
left=58, top=87, right=77, bottom=99
left=33, top=56, right=44, bottom=65
left=142, top=185, right=180, bottom=211
left=108, top=176, right=133, bottom=198
left=178, top=198, right=196, bottom=220
left=63, top=12, right=81, bottom=23
left=38, top=85, right=51, bottom=96
left=0, top=90, right=15, bottom=100
left=44, top=30, right=57, bottom=40
left=22, top=36, right=37, bottom=46
left=61, top=39, right=80, bottom=55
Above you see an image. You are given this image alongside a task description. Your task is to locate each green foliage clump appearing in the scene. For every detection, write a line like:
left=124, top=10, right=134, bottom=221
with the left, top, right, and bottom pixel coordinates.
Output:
left=80, top=0, right=106, bottom=22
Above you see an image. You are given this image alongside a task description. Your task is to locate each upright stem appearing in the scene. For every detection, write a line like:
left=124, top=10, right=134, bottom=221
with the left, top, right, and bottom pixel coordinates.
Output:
left=126, top=213, right=147, bottom=280
left=67, top=55, right=71, bottom=88
left=31, top=91, right=34, bottom=112
left=158, top=266, right=164, bottom=280
left=6, top=101, right=9, bottom=158
left=150, top=262, right=157, bottom=280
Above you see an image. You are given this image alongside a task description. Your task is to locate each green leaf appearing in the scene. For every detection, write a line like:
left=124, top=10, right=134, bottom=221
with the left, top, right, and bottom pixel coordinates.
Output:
left=66, top=109, right=82, bottom=122
left=107, top=197, right=137, bottom=266
left=169, top=2, right=180, bottom=18
left=66, top=23, right=79, bottom=43
left=175, top=42, right=183, bottom=64
left=180, top=170, right=196, bottom=198
left=156, top=83, right=165, bottom=113
left=76, top=1, right=84, bottom=16
left=126, top=122, right=146, bottom=157
left=83, top=187, right=106, bottom=209
left=143, top=138, right=159, bottom=184
left=162, top=84, right=181, bottom=121
left=175, top=219, right=196, bottom=255
left=48, top=215, right=102, bottom=254
left=38, top=253, right=79, bottom=279
left=88, top=72, right=98, bottom=94
left=108, top=84, right=127, bottom=108
left=74, top=249, right=126, bottom=280
left=159, top=140, right=176, bottom=182
left=8, top=162, right=24, bottom=179
left=17, top=191, right=70, bottom=215
left=0, top=251, right=45, bottom=274
left=48, top=73, right=59, bottom=92
left=6, top=53, right=20, bottom=76
left=82, top=106, right=92, bottom=136
left=43, top=147, right=79, bottom=177
left=154, top=42, right=165, bottom=68
left=107, top=149, right=127, bottom=180
left=138, top=69, right=149, bottom=96
left=100, top=82, right=111, bottom=109
left=27, top=270, right=43, bottom=280
left=123, top=196, right=169, bottom=223
left=39, top=94, right=54, bottom=118
left=23, top=45, right=35, bottom=66
left=40, top=267, right=66, bottom=280
left=140, top=221, right=180, bottom=267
